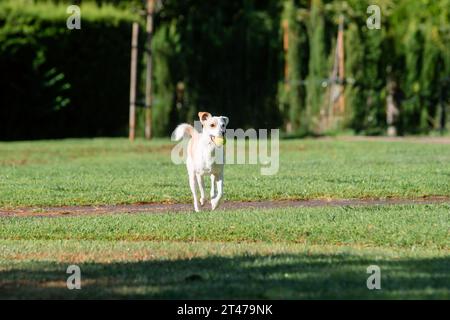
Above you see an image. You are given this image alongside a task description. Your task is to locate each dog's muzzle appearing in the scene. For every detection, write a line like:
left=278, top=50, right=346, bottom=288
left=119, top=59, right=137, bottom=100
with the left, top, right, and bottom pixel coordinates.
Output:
left=210, top=135, right=226, bottom=146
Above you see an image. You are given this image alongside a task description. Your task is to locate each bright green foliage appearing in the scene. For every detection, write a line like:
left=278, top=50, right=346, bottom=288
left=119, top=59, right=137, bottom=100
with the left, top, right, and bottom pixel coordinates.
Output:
left=391, top=0, right=450, bottom=133
left=402, top=22, right=424, bottom=133
left=279, top=0, right=309, bottom=133
left=283, top=0, right=450, bottom=135
left=360, top=24, right=386, bottom=134
left=151, top=21, right=182, bottom=137
left=344, top=22, right=365, bottom=130
left=306, top=0, right=328, bottom=132
left=419, top=24, right=442, bottom=130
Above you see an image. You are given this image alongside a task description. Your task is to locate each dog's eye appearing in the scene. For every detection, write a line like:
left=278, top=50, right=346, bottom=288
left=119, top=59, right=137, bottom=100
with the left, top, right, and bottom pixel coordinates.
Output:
left=210, top=124, right=215, bottom=128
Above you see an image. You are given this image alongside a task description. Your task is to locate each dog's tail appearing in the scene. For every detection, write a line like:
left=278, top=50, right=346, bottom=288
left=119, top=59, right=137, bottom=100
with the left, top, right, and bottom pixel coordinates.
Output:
left=172, top=123, right=197, bottom=141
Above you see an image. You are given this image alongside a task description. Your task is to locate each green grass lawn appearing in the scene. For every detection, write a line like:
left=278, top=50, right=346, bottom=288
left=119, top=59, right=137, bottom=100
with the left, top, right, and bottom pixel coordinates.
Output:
left=1, top=205, right=449, bottom=299
left=0, top=138, right=449, bottom=299
left=1, top=138, right=450, bottom=208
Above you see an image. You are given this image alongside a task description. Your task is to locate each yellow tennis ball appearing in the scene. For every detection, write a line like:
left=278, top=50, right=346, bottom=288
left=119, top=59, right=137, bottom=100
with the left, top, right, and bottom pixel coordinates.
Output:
left=214, top=137, right=226, bottom=146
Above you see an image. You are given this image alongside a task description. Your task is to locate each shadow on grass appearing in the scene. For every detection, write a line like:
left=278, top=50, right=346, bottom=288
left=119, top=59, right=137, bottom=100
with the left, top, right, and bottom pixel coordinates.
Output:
left=1, top=252, right=449, bottom=299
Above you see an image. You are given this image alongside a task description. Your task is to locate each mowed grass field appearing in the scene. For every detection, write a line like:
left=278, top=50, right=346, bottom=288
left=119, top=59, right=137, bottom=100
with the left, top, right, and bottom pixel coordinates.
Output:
left=0, top=138, right=449, bottom=299
left=1, top=205, right=449, bottom=299
left=1, top=138, right=450, bottom=207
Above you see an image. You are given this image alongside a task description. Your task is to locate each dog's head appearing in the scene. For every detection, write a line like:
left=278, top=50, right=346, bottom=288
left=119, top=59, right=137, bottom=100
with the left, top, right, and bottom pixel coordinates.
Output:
left=198, top=112, right=229, bottom=146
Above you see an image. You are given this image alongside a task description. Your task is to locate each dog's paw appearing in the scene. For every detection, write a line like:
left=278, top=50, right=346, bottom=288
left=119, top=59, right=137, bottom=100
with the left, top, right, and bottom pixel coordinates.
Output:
left=200, top=197, right=205, bottom=206
left=211, top=198, right=219, bottom=210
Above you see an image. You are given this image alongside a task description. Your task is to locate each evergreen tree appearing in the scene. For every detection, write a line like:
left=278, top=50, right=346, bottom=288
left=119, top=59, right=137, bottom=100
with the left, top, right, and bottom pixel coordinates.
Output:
left=281, top=0, right=308, bottom=133
left=344, top=21, right=365, bottom=132
left=362, top=21, right=386, bottom=134
left=306, top=0, right=327, bottom=133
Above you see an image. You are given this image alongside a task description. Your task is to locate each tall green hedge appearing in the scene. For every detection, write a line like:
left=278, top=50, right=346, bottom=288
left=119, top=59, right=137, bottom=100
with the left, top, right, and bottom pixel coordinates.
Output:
left=284, top=0, right=449, bottom=135
left=279, top=0, right=309, bottom=134
left=0, top=1, right=137, bottom=140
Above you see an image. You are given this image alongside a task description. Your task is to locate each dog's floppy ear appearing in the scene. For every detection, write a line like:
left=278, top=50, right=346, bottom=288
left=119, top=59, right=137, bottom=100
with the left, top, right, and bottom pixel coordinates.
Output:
left=221, top=116, right=229, bottom=126
left=198, top=112, right=212, bottom=124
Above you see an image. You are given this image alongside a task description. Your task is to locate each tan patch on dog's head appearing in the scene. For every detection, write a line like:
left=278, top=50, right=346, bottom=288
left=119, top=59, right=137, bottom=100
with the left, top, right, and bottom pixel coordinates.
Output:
left=198, top=112, right=212, bottom=125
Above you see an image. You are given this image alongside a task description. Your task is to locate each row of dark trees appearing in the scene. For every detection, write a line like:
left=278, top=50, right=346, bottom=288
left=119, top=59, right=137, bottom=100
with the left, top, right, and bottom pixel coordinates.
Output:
left=2, top=0, right=449, bottom=140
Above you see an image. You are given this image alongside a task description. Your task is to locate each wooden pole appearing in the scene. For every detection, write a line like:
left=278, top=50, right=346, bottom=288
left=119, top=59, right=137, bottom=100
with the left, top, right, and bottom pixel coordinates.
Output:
left=386, top=68, right=399, bottom=137
left=282, top=19, right=293, bottom=133
left=144, top=0, right=155, bottom=140
left=337, top=14, right=345, bottom=113
left=129, top=22, right=139, bottom=142
left=282, top=19, right=289, bottom=92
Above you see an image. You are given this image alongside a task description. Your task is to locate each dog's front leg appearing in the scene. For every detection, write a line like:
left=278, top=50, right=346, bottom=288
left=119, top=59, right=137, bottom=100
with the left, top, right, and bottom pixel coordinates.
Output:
left=189, top=173, right=200, bottom=212
left=196, top=174, right=206, bottom=206
left=211, top=174, right=223, bottom=210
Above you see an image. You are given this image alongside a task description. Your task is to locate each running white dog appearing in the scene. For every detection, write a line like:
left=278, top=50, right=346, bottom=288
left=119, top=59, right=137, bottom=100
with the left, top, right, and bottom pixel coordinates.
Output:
left=173, top=112, right=229, bottom=212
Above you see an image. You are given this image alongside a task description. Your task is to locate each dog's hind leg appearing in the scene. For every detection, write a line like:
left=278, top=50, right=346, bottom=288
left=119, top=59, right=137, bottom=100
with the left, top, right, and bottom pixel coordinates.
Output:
left=189, top=173, right=200, bottom=212
left=196, top=174, right=206, bottom=206
left=210, top=174, right=216, bottom=200
left=211, top=174, right=223, bottom=210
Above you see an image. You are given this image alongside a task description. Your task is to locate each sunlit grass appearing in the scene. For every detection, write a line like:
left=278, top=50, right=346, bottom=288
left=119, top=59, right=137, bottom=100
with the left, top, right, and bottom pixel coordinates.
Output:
left=1, top=138, right=449, bottom=299
left=1, top=138, right=450, bottom=207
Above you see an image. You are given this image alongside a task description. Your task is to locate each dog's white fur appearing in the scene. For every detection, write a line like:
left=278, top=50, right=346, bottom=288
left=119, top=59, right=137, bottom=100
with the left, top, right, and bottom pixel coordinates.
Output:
left=173, top=112, right=229, bottom=212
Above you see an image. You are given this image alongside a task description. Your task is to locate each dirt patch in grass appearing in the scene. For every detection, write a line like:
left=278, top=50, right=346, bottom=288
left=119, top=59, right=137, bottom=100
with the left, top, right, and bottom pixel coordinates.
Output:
left=1, top=196, right=449, bottom=217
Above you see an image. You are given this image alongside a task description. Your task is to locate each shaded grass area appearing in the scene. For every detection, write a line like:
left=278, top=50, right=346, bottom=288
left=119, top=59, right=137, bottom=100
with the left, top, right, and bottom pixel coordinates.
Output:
left=0, top=241, right=449, bottom=299
left=0, top=204, right=449, bottom=299
left=1, top=138, right=450, bottom=208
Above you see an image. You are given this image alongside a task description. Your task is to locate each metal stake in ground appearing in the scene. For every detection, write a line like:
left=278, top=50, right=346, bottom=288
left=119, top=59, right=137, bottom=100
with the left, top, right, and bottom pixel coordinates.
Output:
left=129, top=22, right=139, bottom=142
left=145, top=0, right=155, bottom=140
